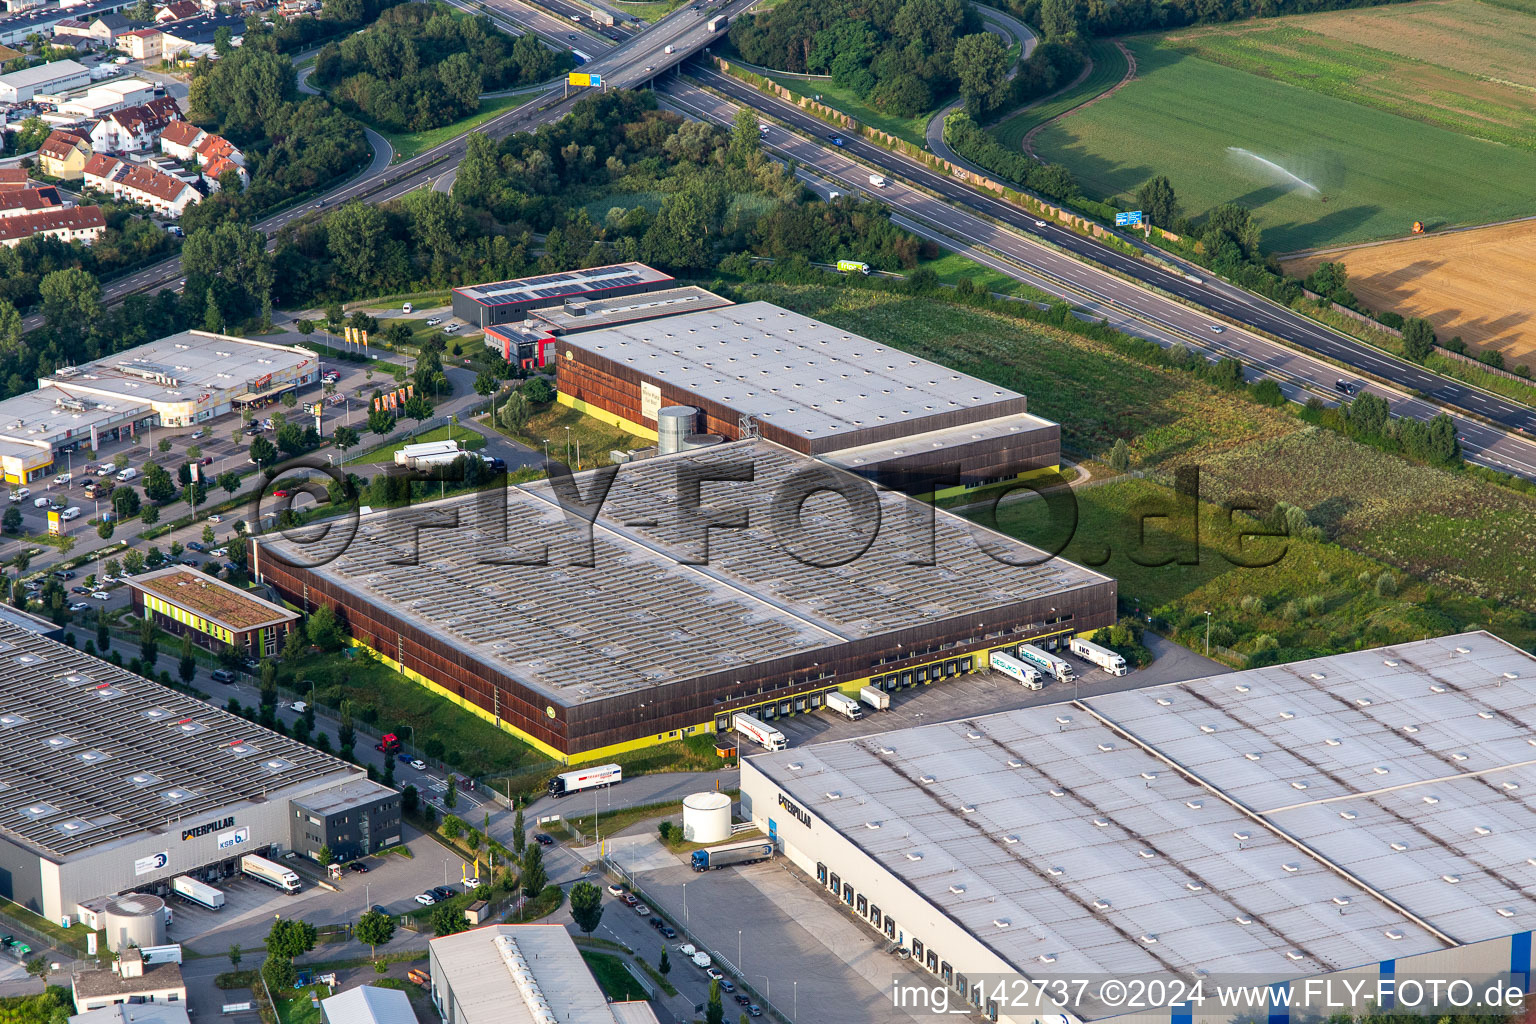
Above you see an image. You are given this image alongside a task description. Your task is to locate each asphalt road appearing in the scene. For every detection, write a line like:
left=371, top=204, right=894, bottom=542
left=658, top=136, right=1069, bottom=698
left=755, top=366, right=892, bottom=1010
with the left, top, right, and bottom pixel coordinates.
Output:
left=665, top=72, right=1536, bottom=482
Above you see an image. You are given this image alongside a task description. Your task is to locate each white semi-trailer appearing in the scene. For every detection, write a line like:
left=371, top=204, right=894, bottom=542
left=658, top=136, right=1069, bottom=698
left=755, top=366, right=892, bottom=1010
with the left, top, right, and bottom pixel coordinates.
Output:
left=824, top=692, right=863, bottom=720
left=393, top=440, right=461, bottom=467
left=547, top=763, right=622, bottom=798
left=241, top=854, right=301, bottom=894
left=734, top=712, right=787, bottom=751
left=989, top=650, right=1043, bottom=689
left=858, top=685, right=890, bottom=710
left=1018, top=643, right=1075, bottom=683
left=171, top=875, right=225, bottom=910
left=1069, top=636, right=1128, bottom=676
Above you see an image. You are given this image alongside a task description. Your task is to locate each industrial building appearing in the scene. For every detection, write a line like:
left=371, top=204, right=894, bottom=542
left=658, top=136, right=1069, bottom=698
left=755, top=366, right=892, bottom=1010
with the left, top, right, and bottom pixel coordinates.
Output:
left=428, top=924, right=659, bottom=1024
left=555, top=300, right=1061, bottom=496
left=290, top=778, right=402, bottom=864
left=482, top=285, right=732, bottom=369
left=253, top=438, right=1115, bottom=762
left=0, top=619, right=397, bottom=921
left=450, top=262, right=674, bottom=329
left=0, top=59, right=90, bottom=103
left=126, top=566, right=299, bottom=660
left=0, top=330, right=319, bottom=485
left=740, top=632, right=1536, bottom=1024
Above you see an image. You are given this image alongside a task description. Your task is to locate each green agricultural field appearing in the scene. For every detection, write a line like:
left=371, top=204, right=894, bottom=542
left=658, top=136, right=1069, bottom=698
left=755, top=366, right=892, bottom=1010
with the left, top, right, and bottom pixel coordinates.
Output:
left=992, top=38, right=1127, bottom=150
left=1029, top=39, right=1536, bottom=251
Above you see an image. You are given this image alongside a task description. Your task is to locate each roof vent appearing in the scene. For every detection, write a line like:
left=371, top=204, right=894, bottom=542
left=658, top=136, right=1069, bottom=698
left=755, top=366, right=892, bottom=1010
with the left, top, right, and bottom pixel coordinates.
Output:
left=1455, top=646, right=1471, bottom=654
left=865, top=821, right=882, bottom=830
left=1403, top=725, right=1420, bottom=734
left=1137, top=850, right=1155, bottom=859
left=1442, top=874, right=1461, bottom=884
left=1286, top=951, right=1305, bottom=962
left=949, top=884, right=966, bottom=895
left=1451, top=752, right=1469, bottom=761
left=1199, top=725, right=1216, bottom=734
left=1311, top=673, right=1327, bottom=681
left=993, top=919, right=1010, bottom=929
left=1291, top=781, right=1309, bottom=790
left=1047, top=865, right=1064, bottom=875
left=1002, top=834, right=1019, bottom=844
left=1429, top=684, right=1447, bottom=694
left=1185, top=882, right=1204, bottom=892
left=1097, top=743, right=1115, bottom=752
left=1478, top=711, right=1494, bottom=720
left=1038, top=953, right=1057, bottom=963
left=966, top=731, right=981, bottom=740
left=1092, top=818, right=1110, bottom=828
left=1422, top=795, right=1439, bottom=805
left=1282, top=862, right=1300, bottom=873
left=1006, top=760, right=1023, bottom=769
left=1139, top=934, right=1159, bottom=945
left=1385, top=929, right=1405, bottom=940
left=825, top=791, right=842, bottom=800
left=1140, top=772, right=1158, bottom=781
left=1047, top=788, right=1064, bottom=797
left=1233, top=831, right=1251, bottom=841
left=1234, top=684, right=1250, bottom=693
left=1055, top=716, right=1071, bottom=725
left=1245, top=752, right=1262, bottom=761
left=1324, top=738, right=1342, bottom=746
left=1339, top=810, right=1358, bottom=820
left=1497, top=908, right=1516, bottom=918
left=1354, top=698, right=1373, bottom=707
left=959, top=804, right=976, bottom=814
left=877, top=746, right=895, bottom=755
left=1390, top=842, right=1408, bottom=852
left=1332, top=896, right=1352, bottom=906
left=1383, top=659, right=1398, bottom=667
left=918, top=775, right=935, bottom=784
left=1278, top=711, right=1296, bottom=720
left=1374, top=766, right=1390, bottom=775
left=1502, top=781, right=1519, bottom=791
left=1186, top=800, right=1204, bottom=810
left=1092, top=898, right=1111, bottom=910
left=906, top=852, right=923, bottom=861
left=1234, top=914, right=1253, bottom=925
left=787, top=762, right=803, bottom=771
left=1475, top=826, right=1493, bottom=836
left=1155, top=698, right=1172, bottom=706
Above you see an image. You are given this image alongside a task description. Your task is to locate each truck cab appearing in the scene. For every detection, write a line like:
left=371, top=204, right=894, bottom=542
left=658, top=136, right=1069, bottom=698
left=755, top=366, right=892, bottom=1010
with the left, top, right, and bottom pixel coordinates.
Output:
left=376, top=733, right=402, bottom=755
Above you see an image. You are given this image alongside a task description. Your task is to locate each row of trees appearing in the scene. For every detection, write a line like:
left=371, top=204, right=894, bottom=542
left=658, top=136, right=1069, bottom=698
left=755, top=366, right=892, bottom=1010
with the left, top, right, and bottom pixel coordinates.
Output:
left=314, top=3, right=569, bottom=132
left=729, top=0, right=991, bottom=116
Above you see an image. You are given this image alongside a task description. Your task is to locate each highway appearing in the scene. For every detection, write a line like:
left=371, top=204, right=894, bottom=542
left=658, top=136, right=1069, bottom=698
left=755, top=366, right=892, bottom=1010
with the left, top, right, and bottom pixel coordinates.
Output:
left=661, top=75, right=1536, bottom=481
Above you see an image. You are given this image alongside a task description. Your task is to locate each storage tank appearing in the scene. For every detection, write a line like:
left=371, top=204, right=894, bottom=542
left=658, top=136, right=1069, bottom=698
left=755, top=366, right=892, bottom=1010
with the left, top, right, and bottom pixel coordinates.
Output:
left=682, top=433, right=724, bottom=450
left=682, top=791, right=732, bottom=844
left=102, top=892, right=167, bottom=952
left=657, top=406, right=697, bottom=455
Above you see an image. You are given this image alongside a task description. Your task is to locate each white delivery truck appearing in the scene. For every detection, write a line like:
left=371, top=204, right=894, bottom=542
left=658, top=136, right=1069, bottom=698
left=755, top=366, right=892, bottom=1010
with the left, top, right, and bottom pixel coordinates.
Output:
left=241, top=854, right=301, bottom=894
left=858, top=685, right=890, bottom=711
left=1018, top=643, right=1075, bottom=683
left=172, top=875, right=226, bottom=910
left=547, top=762, right=622, bottom=798
left=1069, top=636, right=1128, bottom=676
left=734, top=712, right=787, bottom=751
left=868, top=174, right=886, bottom=187
left=824, top=692, right=863, bottom=720
left=989, top=650, right=1043, bottom=689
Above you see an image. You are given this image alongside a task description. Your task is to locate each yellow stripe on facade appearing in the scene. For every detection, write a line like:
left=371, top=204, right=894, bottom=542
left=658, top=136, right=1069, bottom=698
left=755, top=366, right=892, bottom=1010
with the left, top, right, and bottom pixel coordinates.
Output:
left=555, top=393, right=659, bottom=442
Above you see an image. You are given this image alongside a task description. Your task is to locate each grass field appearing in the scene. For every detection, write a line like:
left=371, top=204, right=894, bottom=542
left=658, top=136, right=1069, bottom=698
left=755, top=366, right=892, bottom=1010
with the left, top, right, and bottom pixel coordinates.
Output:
left=1284, top=220, right=1536, bottom=368
left=484, top=400, right=647, bottom=467
left=992, top=38, right=1127, bottom=149
left=581, top=952, right=648, bottom=1000
left=349, top=423, right=488, bottom=464
left=1029, top=35, right=1536, bottom=251
left=1160, top=3, right=1536, bottom=151
left=381, top=92, right=536, bottom=161
left=612, top=0, right=688, bottom=22
left=732, top=281, right=1536, bottom=657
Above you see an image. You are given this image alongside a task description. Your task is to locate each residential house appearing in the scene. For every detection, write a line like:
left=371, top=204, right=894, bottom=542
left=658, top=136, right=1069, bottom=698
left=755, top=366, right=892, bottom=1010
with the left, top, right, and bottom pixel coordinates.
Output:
left=82, top=153, right=200, bottom=217
left=153, top=0, right=200, bottom=21
left=37, top=129, right=92, bottom=179
left=201, top=153, right=246, bottom=189
left=0, top=168, right=28, bottom=191
left=51, top=18, right=98, bottom=47
left=157, top=118, right=204, bottom=160
left=0, top=205, right=106, bottom=247
left=88, top=95, right=181, bottom=153
left=116, top=27, right=164, bottom=60
left=87, top=13, right=133, bottom=43
left=0, top=186, right=62, bottom=218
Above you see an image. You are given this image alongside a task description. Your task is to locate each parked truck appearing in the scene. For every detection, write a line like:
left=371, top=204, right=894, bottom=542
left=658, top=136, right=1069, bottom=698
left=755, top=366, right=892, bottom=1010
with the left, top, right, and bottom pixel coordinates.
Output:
left=691, top=838, right=775, bottom=872
left=1018, top=643, right=1075, bottom=683
left=394, top=440, right=461, bottom=467
left=858, top=685, right=890, bottom=711
left=989, top=650, right=1043, bottom=689
left=733, top=712, right=787, bottom=751
left=171, top=875, right=225, bottom=910
left=241, top=854, right=301, bottom=894
left=824, top=692, right=863, bottom=720
left=835, top=259, right=870, bottom=275
left=547, top=763, right=622, bottom=798
left=375, top=732, right=402, bottom=755
left=706, top=14, right=727, bottom=30
left=1069, top=636, right=1128, bottom=676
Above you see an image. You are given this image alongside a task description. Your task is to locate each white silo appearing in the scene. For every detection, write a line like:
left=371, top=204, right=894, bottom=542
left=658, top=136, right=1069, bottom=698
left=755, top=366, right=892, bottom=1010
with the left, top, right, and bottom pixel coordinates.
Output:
left=682, top=791, right=732, bottom=844
left=656, top=406, right=697, bottom=455
left=102, top=892, right=167, bottom=953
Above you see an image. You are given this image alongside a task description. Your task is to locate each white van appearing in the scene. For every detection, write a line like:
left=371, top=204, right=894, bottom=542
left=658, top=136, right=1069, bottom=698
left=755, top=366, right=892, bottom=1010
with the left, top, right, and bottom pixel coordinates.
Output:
left=402, top=302, right=413, bottom=314
left=60, top=507, right=81, bottom=521
left=32, top=497, right=49, bottom=508
left=116, top=467, right=138, bottom=482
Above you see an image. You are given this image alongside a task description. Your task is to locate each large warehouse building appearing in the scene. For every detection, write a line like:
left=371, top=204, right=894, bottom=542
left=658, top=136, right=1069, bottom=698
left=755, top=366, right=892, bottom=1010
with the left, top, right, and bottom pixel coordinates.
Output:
left=253, top=439, right=1116, bottom=762
left=554, top=300, right=1061, bottom=496
left=0, top=620, right=398, bottom=921
left=740, top=632, right=1536, bottom=1024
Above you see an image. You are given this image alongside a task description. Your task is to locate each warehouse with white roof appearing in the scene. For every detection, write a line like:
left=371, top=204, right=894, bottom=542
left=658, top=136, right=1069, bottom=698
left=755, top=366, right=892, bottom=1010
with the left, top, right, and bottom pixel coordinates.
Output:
left=741, top=632, right=1536, bottom=1024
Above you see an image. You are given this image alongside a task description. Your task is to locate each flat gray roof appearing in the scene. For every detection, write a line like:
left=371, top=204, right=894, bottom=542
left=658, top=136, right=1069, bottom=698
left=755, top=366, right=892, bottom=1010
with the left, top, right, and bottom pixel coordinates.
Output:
left=430, top=925, right=621, bottom=1024
left=750, top=632, right=1536, bottom=1016
left=526, top=285, right=733, bottom=333
left=820, top=409, right=1057, bottom=469
left=564, top=301, right=1027, bottom=445
left=455, top=262, right=672, bottom=307
left=0, top=385, right=150, bottom=450
left=0, top=59, right=88, bottom=89
left=42, top=332, right=316, bottom=409
left=257, top=440, right=1110, bottom=705
left=291, top=777, right=395, bottom=817
left=0, top=620, right=358, bottom=860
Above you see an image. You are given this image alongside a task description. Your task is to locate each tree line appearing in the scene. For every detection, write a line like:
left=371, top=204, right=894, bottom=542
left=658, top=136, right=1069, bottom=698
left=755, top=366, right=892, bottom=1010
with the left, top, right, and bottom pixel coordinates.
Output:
left=314, top=3, right=569, bottom=132
left=728, top=0, right=996, bottom=117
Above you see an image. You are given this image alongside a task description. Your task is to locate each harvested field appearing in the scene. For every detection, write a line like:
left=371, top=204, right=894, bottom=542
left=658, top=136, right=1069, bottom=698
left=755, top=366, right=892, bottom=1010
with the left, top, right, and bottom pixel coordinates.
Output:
left=1282, top=219, right=1536, bottom=367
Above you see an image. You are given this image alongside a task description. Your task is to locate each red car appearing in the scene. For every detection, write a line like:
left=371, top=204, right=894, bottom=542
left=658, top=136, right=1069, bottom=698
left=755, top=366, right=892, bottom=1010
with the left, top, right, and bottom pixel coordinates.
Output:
left=273, top=489, right=289, bottom=498
left=200, top=456, right=213, bottom=466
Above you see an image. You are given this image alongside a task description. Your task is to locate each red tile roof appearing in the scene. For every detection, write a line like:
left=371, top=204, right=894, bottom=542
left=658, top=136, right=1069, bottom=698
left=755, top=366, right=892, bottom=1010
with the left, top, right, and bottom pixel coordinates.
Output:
left=194, top=132, right=236, bottom=161
left=0, top=188, right=62, bottom=215
left=120, top=27, right=163, bottom=38
left=0, top=206, right=105, bottom=245
left=81, top=152, right=123, bottom=180
left=203, top=155, right=242, bottom=182
left=113, top=162, right=195, bottom=204
left=109, top=97, right=182, bottom=136
left=155, top=0, right=201, bottom=18
left=39, top=130, right=89, bottom=162
left=0, top=169, right=27, bottom=189
left=160, top=119, right=203, bottom=148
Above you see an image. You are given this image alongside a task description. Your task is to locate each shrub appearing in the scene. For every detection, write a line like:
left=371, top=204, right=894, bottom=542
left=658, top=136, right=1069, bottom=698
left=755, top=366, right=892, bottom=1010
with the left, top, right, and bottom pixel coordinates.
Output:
left=1375, top=571, right=1398, bottom=597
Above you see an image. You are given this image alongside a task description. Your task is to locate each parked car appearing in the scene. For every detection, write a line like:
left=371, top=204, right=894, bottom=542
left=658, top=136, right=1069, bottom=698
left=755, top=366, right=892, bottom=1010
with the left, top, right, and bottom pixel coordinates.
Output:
left=91, top=591, right=110, bottom=600
left=70, top=586, right=88, bottom=595
left=607, top=884, right=627, bottom=897
left=534, top=833, right=554, bottom=846
left=347, top=861, right=369, bottom=873
left=207, top=514, right=223, bottom=523
left=706, top=968, right=723, bottom=981
left=414, top=892, right=437, bottom=906
left=409, top=758, right=426, bottom=770
left=8, top=488, right=28, bottom=500
left=52, top=472, right=70, bottom=485
left=660, top=925, right=676, bottom=939
left=633, top=903, right=650, bottom=916
left=209, top=547, right=228, bottom=557
left=747, top=1006, right=762, bottom=1017
left=431, top=886, right=456, bottom=902
left=52, top=570, right=74, bottom=580
left=621, top=894, right=638, bottom=906
left=720, top=980, right=735, bottom=993
left=69, top=602, right=88, bottom=612
left=425, top=317, right=441, bottom=326
left=648, top=916, right=662, bottom=928
left=735, top=994, right=752, bottom=1006
left=211, top=669, right=235, bottom=683
left=371, top=905, right=390, bottom=917
left=186, top=542, right=204, bottom=552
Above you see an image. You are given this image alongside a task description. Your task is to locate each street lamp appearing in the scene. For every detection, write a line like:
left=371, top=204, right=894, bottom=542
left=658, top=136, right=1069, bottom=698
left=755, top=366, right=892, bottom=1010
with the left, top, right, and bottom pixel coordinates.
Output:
left=1204, top=610, right=1212, bottom=657
left=759, top=975, right=770, bottom=1003
left=564, top=426, right=571, bottom=465
left=682, top=882, right=687, bottom=929
left=543, top=439, right=550, bottom=464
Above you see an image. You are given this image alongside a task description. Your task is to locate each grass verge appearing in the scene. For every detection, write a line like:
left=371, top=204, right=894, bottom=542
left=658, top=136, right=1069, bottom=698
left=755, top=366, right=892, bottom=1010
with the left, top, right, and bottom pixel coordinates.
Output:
left=380, top=93, right=535, bottom=161
left=581, top=951, right=649, bottom=1001
left=348, top=423, right=487, bottom=464
left=762, top=71, right=938, bottom=147
left=992, top=38, right=1126, bottom=151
